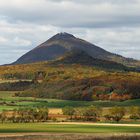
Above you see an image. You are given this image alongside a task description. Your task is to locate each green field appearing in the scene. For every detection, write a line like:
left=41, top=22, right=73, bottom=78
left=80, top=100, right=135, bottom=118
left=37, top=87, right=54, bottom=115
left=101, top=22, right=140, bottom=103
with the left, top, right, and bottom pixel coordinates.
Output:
left=0, top=123, right=139, bottom=133
left=0, top=89, right=140, bottom=135
left=0, top=91, right=140, bottom=111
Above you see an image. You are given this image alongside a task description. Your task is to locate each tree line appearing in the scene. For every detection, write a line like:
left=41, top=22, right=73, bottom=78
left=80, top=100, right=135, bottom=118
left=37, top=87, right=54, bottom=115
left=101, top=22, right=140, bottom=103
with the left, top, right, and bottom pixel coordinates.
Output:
left=0, top=107, right=48, bottom=123
left=0, top=80, right=36, bottom=91
left=0, top=106, right=140, bottom=123
left=62, top=106, right=140, bottom=122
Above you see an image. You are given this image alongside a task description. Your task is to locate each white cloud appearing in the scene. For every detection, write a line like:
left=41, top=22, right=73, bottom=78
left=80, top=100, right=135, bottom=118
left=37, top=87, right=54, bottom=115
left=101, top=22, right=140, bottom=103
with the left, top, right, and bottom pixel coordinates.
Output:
left=0, top=0, right=140, bottom=28
left=13, top=37, right=32, bottom=46
left=0, top=36, right=8, bottom=43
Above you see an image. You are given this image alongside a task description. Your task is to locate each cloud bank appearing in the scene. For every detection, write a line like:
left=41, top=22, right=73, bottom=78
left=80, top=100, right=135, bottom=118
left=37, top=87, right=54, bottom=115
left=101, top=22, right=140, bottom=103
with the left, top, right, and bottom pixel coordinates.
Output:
left=0, top=0, right=140, bottom=64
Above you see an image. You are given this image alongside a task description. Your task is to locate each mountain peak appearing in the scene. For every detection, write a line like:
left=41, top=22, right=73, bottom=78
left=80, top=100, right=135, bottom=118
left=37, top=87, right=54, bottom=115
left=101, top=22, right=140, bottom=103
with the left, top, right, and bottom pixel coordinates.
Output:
left=50, top=32, right=76, bottom=40
left=13, top=33, right=140, bottom=69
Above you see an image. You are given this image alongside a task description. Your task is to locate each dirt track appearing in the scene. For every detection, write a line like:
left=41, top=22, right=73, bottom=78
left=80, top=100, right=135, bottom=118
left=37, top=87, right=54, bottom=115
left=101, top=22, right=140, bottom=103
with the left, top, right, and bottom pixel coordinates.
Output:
left=48, top=122, right=140, bottom=127
left=0, top=132, right=139, bottom=137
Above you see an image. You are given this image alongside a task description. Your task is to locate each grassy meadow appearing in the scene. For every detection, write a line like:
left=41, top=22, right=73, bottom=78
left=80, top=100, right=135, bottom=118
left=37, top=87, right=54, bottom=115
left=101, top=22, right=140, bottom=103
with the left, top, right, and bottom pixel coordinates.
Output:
left=0, top=91, right=140, bottom=110
left=0, top=123, right=140, bottom=133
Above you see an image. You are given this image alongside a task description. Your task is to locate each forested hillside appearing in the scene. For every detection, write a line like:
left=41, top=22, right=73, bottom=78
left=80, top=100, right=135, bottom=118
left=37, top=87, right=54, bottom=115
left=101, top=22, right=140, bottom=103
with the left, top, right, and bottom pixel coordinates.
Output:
left=0, top=62, right=140, bottom=101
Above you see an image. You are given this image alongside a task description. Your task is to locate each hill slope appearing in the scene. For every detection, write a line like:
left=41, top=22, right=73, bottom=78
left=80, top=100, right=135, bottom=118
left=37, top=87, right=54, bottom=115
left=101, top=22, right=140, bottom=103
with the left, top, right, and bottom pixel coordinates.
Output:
left=1, top=57, right=140, bottom=101
left=13, top=33, right=140, bottom=69
left=51, top=51, right=132, bottom=71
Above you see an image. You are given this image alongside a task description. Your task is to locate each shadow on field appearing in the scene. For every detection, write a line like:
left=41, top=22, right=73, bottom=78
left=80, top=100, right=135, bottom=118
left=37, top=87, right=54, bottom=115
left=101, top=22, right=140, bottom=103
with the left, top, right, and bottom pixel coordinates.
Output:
left=0, top=134, right=140, bottom=140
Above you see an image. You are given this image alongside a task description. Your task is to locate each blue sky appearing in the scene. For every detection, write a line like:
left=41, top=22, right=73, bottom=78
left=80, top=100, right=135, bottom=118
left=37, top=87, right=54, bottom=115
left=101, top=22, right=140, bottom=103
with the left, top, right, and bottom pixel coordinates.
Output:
left=0, top=0, right=140, bottom=64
